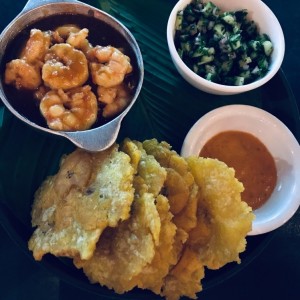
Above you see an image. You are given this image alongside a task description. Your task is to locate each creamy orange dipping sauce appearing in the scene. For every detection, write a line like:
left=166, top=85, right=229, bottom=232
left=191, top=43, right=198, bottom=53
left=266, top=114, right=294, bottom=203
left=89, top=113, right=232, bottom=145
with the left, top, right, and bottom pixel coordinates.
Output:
left=199, top=131, right=277, bottom=209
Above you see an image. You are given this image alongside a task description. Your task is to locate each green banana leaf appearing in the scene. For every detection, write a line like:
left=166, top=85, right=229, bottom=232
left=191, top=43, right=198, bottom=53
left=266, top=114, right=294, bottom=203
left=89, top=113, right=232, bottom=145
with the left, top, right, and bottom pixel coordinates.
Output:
left=0, top=0, right=299, bottom=298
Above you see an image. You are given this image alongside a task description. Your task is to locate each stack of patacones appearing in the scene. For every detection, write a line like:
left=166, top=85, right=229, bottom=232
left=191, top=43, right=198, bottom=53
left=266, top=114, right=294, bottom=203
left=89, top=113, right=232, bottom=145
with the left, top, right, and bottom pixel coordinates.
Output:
left=28, top=138, right=254, bottom=300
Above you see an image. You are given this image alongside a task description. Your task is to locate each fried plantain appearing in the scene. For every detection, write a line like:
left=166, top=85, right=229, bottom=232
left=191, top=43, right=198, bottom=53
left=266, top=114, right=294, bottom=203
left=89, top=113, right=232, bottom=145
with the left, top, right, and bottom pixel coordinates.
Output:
left=74, top=192, right=161, bottom=293
left=28, top=139, right=255, bottom=300
left=28, top=145, right=135, bottom=261
left=186, top=156, right=255, bottom=269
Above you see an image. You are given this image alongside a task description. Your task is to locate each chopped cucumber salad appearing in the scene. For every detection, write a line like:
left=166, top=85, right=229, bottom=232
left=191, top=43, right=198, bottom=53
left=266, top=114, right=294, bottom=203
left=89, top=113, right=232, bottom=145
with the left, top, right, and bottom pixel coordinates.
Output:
left=175, top=0, right=274, bottom=86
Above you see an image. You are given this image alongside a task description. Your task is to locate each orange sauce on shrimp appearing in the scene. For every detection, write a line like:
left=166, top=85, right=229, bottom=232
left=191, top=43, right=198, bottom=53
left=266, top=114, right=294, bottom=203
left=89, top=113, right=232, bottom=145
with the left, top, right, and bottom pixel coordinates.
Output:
left=199, top=131, right=277, bottom=209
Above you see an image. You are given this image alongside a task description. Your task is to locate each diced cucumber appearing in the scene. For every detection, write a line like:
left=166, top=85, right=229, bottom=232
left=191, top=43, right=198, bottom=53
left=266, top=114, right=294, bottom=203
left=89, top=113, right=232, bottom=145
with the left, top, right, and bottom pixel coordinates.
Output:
left=174, top=0, right=274, bottom=85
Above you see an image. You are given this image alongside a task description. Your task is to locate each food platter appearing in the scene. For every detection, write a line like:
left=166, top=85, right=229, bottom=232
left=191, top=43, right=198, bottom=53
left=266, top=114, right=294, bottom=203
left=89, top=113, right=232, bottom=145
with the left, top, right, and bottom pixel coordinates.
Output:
left=0, top=0, right=299, bottom=299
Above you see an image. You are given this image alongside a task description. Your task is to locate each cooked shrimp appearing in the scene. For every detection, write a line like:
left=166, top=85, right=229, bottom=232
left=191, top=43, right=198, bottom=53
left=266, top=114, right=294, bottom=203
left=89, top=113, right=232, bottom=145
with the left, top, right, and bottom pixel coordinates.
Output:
left=4, top=59, right=42, bottom=90
left=89, top=45, right=113, bottom=63
left=66, top=28, right=92, bottom=53
left=42, top=43, right=89, bottom=90
left=103, top=97, right=128, bottom=118
left=50, top=30, right=64, bottom=44
left=99, top=83, right=131, bottom=118
left=97, top=85, right=118, bottom=104
left=40, top=85, right=98, bottom=131
left=20, top=29, right=51, bottom=64
left=55, top=24, right=81, bottom=39
left=89, top=46, right=132, bottom=88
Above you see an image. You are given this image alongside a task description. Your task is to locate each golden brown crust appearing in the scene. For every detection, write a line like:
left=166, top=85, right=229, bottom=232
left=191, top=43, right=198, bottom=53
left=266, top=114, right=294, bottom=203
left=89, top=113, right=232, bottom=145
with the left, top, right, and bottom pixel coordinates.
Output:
left=28, top=139, right=254, bottom=300
left=28, top=145, right=135, bottom=261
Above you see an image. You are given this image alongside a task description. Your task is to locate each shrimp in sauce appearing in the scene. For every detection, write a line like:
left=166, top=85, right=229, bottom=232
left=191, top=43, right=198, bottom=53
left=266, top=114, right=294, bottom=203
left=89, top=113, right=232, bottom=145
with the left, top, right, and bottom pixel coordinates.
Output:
left=90, top=46, right=132, bottom=88
left=21, top=29, right=51, bottom=64
left=54, top=25, right=92, bottom=54
left=54, top=24, right=81, bottom=39
left=42, top=43, right=89, bottom=90
left=98, top=83, right=131, bottom=118
left=4, top=24, right=134, bottom=131
left=66, top=28, right=92, bottom=54
left=4, top=29, right=51, bottom=90
left=40, top=85, right=98, bottom=131
left=5, top=59, right=42, bottom=90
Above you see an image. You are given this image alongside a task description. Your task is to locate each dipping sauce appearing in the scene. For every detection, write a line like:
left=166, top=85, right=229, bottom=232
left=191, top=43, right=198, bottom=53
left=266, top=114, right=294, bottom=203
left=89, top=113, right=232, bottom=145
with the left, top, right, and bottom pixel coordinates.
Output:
left=199, top=131, right=277, bottom=209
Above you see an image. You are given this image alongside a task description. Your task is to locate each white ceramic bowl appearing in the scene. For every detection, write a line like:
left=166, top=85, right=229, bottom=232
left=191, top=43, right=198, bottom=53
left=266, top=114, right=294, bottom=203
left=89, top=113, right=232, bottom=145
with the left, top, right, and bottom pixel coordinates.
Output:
left=181, top=105, right=300, bottom=235
left=167, top=0, right=285, bottom=95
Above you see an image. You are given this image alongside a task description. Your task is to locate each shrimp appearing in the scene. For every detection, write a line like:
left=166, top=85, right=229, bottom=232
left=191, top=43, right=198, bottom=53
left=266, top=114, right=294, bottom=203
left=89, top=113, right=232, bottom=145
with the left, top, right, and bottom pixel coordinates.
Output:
left=4, top=29, right=49, bottom=90
left=4, top=59, right=42, bottom=90
left=66, top=28, right=92, bottom=53
left=97, top=85, right=118, bottom=104
left=42, top=43, right=89, bottom=90
left=55, top=24, right=81, bottom=39
left=103, top=97, right=128, bottom=118
left=89, top=46, right=133, bottom=88
left=54, top=25, right=92, bottom=52
left=98, top=83, right=131, bottom=118
left=20, top=29, right=51, bottom=64
left=50, top=30, right=64, bottom=44
left=39, top=85, right=98, bottom=131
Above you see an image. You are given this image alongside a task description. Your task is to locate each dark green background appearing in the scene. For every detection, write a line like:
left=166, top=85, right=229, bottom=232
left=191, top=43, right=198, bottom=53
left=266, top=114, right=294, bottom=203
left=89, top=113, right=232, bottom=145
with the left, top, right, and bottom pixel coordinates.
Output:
left=0, top=1, right=299, bottom=300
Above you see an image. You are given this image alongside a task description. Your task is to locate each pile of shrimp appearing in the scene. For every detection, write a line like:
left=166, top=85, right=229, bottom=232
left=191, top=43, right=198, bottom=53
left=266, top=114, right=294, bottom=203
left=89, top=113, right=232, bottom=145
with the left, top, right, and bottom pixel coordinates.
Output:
left=4, top=25, right=133, bottom=131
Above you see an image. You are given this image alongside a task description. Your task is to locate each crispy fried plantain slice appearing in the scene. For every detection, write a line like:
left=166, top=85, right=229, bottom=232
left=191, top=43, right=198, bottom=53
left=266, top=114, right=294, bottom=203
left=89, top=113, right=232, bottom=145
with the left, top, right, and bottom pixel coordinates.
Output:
left=186, top=156, right=255, bottom=269
left=122, top=139, right=167, bottom=198
left=74, top=139, right=167, bottom=293
left=121, top=138, right=167, bottom=245
left=161, top=247, right=205, bottom=300
left=142, top=139, right=203, bottom=299
left=74, top=192, right=161, bottom=293
left=75, top=140, right=176, bottom=295
left=28, top=145, right=135, bottom=261
left=130, top=195, right=177, bottom=294
left=120, top=138, right=141, bottom=173
left=142, top=139, right=198, bottom=232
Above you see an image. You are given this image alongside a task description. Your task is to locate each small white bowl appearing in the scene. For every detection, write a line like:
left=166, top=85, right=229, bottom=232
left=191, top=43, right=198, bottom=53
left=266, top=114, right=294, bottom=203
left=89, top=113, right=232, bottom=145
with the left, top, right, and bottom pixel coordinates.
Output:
left=181, top=105, right=300, bottom=235
left=167, top=0, right=285, bottom=95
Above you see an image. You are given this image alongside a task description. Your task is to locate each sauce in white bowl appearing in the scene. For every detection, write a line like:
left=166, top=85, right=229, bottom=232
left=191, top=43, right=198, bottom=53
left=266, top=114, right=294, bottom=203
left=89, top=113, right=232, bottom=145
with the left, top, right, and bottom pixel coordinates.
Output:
left=181, top=105, right=300, bottom=235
